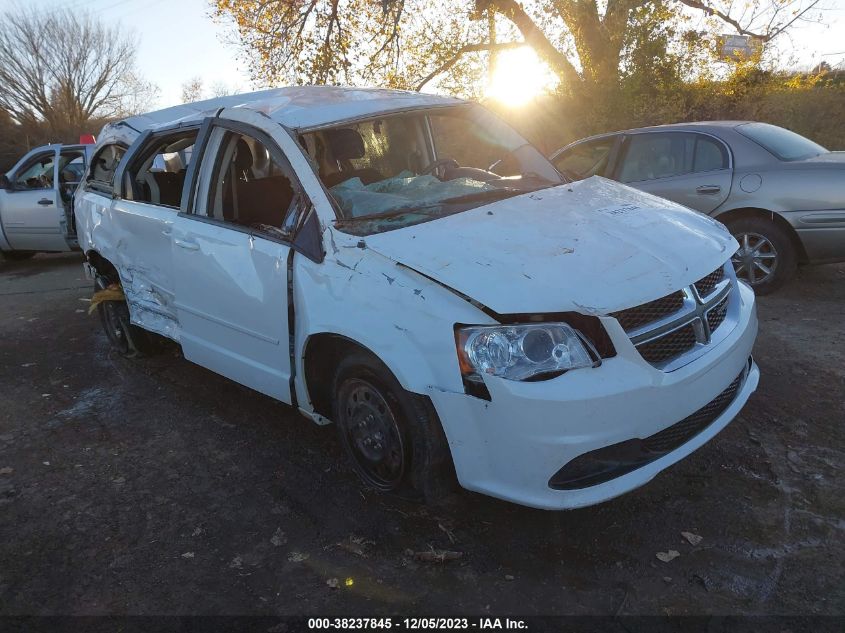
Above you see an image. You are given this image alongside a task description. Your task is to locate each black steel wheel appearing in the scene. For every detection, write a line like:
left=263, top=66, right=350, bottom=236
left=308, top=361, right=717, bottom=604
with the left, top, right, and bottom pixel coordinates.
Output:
left=337, top=378, right=406, bottom=491
left=331, top=350, right=456, bottom=501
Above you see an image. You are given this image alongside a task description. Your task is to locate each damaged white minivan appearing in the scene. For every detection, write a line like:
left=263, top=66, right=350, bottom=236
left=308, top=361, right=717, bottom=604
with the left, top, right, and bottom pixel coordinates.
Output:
left=75, top=87, right=759, bottom=510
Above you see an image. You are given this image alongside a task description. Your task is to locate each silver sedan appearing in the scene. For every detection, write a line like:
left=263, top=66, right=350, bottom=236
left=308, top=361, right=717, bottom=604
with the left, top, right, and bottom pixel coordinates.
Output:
left=551, top=122, right=845, bottom=293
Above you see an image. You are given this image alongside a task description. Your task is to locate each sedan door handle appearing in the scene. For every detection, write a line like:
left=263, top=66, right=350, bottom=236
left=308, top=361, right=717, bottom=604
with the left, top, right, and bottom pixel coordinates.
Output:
left=696, top=185, right=721, bottom=195
left=37, top=198, right=54, bottom=206
left=174, top=238, right=199, bottom=251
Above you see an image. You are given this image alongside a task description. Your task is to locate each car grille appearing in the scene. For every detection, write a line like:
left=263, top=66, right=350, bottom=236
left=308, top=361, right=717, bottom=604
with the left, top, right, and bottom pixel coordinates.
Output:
left=611, top=292, right=684, bottom=332
left=642, top=366, right=746, bottom=453
left=637, top=323, right=698, bottom=364
left=706, top=294, right=729, bottom=332
left=694, top=267, right=725, bottom=297
left=612, top=264, right=734, bottom=370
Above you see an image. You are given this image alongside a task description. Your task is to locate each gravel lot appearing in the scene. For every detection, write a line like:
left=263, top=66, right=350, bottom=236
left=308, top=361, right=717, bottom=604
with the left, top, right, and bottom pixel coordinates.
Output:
left=0, top=253, right=843, bottom=616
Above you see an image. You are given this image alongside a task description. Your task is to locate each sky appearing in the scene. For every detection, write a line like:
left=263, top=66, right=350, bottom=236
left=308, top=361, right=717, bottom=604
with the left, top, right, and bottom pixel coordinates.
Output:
left=0, top=0, right=843, bottom=111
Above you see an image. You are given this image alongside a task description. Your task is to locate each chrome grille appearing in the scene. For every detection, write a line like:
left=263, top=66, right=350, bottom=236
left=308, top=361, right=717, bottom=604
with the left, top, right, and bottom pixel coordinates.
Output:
left=614, top=264, right=735, bottom=370
left=611, top=292, right=684, bottom=332
left=706, top=295, right=729, bottom=333
left=694, top=267, right=725, bottom=297
left=637, top=323, right=697, bottom=364
left=643, top=366, right=746, bottom=453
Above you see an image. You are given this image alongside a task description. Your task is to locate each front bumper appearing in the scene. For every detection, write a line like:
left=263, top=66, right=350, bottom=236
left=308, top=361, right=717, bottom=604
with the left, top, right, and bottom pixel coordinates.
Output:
left=428, top=280, right=759, bottom=510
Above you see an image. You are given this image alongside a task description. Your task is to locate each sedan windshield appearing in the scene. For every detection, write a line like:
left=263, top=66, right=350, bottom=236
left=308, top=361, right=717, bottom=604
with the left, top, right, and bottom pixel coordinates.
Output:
left=736, top=122, right=827, bottom=161
left=300, top=104, right=563, bottom=235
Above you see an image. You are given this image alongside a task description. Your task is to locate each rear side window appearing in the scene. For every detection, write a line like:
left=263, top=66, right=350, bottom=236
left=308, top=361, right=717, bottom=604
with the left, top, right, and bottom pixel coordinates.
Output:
left=125, top=130, right=198, bottom=209
left=553, top=137, right=616, bottom=179
left=619, top=132, right=728, bottom=183
left=736, top=122, right=826, bottom=161
left=87, top=145, right=125, bottom=195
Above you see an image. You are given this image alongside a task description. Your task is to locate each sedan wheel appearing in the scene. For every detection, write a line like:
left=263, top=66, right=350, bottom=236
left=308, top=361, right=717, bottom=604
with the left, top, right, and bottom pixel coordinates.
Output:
left=731, top=231, right=778, bottom=286
left=726, top=216, right=797, bottom=295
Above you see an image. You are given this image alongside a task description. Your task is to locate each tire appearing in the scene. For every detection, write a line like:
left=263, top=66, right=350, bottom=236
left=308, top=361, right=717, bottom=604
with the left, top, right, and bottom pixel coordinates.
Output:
left=726, top=216, right=797, bottom=295
left=331, top=351, right=455, bottom=503
left=94, top=277, right=153, bottom=358
left=1, top=251, right=36, bottom=261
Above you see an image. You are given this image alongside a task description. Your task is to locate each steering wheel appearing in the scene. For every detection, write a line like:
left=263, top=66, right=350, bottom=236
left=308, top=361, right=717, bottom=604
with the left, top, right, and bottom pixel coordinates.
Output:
left=420, top=158, right=459, bottom=176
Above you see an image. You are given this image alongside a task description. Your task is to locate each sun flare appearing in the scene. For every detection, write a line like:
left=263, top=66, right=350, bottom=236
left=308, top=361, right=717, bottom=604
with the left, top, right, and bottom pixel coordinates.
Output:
left=486, top=47, right=556, bottom=106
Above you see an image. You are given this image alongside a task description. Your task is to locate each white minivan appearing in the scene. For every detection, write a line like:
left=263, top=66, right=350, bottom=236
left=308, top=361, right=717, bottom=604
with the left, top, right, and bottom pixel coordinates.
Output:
left=75, top=87, right=759, bottom=510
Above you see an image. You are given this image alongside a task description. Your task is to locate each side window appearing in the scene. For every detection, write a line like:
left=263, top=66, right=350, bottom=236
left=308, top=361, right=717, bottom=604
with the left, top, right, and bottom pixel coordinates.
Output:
left=553, top=137, right=615, bottom=179
left=619, top=133, right=727, bottom=183
left=203, top=130, right=298, bottom=239
left=87, top=144, right=126, bottom=194
left=692, top=136, right=728, bottom=172
left=13, top=153, right=55, bottom=190
left=125, top=130, right=198, bottom=209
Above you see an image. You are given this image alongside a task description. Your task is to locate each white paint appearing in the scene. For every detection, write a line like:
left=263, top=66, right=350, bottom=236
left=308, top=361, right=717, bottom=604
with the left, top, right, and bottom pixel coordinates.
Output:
left=75, top=88, right=760, bottom=509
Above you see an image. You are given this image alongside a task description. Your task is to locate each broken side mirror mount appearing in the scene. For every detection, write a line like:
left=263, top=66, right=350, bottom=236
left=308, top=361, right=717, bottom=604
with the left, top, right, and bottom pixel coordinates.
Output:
left=292, top=205, right=325, bottom=264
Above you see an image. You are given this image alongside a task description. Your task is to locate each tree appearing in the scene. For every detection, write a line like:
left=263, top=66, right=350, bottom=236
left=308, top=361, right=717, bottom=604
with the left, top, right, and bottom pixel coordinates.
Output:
left=214, top=0, right=822, bottom=96
left=0, top=8, right=154, bottom=136
left=181, top=76, right=206, bottom=103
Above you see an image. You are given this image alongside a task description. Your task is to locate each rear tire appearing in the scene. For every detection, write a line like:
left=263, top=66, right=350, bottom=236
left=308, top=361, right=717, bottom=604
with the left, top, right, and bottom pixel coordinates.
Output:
left=331, top=351, right=455, bottom=503
left=94, top=277, right=153, bottom=358
left=726, top=216, right=797, bottom=295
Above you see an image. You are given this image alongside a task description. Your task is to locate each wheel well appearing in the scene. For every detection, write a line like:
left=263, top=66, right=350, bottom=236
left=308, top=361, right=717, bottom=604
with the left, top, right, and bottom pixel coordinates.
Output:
left=715, top=207, right=808, bottom=263
left=303, top=334, right=388, bottom=420
left=85, top=250, right=119, bottom=282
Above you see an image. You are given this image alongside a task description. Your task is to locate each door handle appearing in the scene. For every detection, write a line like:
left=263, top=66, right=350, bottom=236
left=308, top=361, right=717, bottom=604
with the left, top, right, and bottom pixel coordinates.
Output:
left=696, top=185, right=721, bottom=195
left=38, top=198, right=54, bottom=206
left=174, top=238, right=199, bottom=251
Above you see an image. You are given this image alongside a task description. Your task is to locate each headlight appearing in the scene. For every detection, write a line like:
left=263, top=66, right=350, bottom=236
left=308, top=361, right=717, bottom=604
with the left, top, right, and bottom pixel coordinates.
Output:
left=455, top=323, right=595, bottom=382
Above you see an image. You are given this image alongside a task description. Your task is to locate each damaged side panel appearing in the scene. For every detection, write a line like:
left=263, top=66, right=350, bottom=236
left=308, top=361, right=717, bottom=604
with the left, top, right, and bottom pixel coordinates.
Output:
left=292, top=226, right=493, bottom=416
left=83, top=197, right=181, bottom=341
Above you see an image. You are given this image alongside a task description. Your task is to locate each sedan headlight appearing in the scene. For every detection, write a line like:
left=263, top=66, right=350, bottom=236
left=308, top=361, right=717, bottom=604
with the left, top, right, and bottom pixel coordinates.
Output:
left=455, top=323, right=595, bottom=382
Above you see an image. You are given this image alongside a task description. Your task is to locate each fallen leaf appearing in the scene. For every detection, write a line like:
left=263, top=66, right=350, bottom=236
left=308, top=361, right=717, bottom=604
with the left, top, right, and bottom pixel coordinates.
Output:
left=656, top=550, right=680, bottom=563
left=681, top=531, right=703, bottom=546
left=338, top=534, right=373, bottom=557
left=191, top=527, right=203, bottom=537
left=287, top=551, right=309, bottom=563
left=181, top=552, right=195, bottom=559
left=229, top=556, right=243, bottom=569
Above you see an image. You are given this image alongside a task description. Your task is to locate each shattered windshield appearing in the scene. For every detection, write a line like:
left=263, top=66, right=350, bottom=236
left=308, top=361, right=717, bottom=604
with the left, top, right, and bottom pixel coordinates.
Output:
left=300, top=104, right=563, bottom=235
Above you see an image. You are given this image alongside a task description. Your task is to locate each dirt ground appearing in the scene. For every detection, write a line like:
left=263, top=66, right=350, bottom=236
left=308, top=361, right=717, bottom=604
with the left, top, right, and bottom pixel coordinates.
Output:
left=0, top=253, right=842, bottom=616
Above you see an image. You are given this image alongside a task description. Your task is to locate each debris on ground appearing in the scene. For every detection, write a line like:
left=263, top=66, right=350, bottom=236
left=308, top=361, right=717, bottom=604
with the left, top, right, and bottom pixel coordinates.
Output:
left=287, top=551, right=309, bottom=563
left=181, top=552, right=195, bottom=559
left=191, top=527, right=203, bottom=537
left=681, top=531, right=703, bottom=546
left=229, top=556, right=243, bottom=569
left=438, top=523, right=456, bottom=544
left=504, top=574, right=515, bottom=581
left=88, top=284, right=125, bottom=315
left=414, top=548, right=463, bottom=563
left=0, top=467, right=12, bottom=475
left=270, top=527, right=287, bottom=547
left=326, top=578, right=339, bottom=589
left=337, top=534, right=373, bottom=557
left=656, top=550, right=680, bottom=563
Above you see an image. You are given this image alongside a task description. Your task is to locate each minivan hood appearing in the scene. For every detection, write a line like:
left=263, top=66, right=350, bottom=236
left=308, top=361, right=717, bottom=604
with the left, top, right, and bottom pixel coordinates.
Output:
left=363, top=177, right=737, bottom=315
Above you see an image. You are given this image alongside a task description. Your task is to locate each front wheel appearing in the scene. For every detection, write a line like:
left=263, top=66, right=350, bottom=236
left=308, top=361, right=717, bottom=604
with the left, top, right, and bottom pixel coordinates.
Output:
left=331, top=351, right=455, bottom=502
left=726, top=217, right=797, bottom=295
